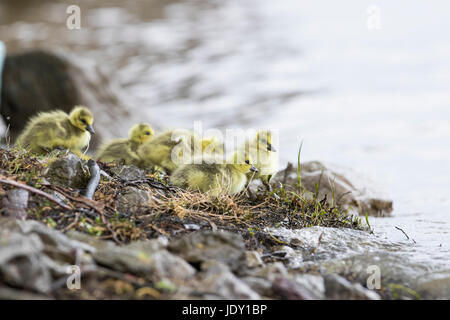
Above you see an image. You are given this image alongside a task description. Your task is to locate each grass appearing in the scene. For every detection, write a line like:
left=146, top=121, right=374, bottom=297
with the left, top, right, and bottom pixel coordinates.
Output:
left=0, top=146, right=366, bottom=247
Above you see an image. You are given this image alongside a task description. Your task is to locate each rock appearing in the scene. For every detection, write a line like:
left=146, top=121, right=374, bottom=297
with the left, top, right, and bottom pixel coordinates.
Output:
left=110, top=165, right=145, bottom=181
left=66, top=230, right=115, bottom=250
left=415, top=270, right=450, bottom=300
left=0, top=218, right=97, bottom=295
left=293, top=274, right=326, bottom=299
left=0, top=286, right=53, bottom=300
left=253, top=262, right=288, bottom=281
left=245, top=251, right=264, bottom=268
left=271, top=161, right=393, bottom=217
left=2, top=188, right=29, bottom=220
left=1, top=219, right=95, bottom=255
left=1, top=49, right=140, bottom=148
left=115, top=186, right=151, bottom=215
left=0, top=231, right=52, bottom=293
left=267, top=226, right=438, bottom=298
left=168, top=230, right=246, bottom=272
left=324, top=274, right=381, bottom=300
left=272, top=277, right=317, bottom=300
left=196, top=261, right=261, bottom=300
left=45, top=153, right=88, bottom=189
left=241, top=276, right=273, bottom=297
left=93, top=244, right=195, bottom=282
left=125, top=238, right=168, bottom=253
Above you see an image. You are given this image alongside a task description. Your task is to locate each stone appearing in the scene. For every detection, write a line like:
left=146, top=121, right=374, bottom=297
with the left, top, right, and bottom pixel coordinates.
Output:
left=110, top=165, right=145, bottom=181
left=2, top=188, right=29, bottom=220
left=45, top=153, right=88, bottom=189
left=197, top=261, right=261, bottom=300
left=271, top=161, right=393, bottom=216
left=115, top=186, right=150, bottom=215
left=324, top=274, right=381, bottom=300
left=294, top=274, right=326, bottom=299
left=245, top=251, right=264, bottom=268
left=168, top=230, right=246, bottom=272
left=415, top=270, right=450, bottom=299
left=93, top=245, right=195, bottom=282
left=272, top=277, right=317, bottom=300
left=253, top=262, right=288, bottom=281
left=242, top=276, right=273, bottom=297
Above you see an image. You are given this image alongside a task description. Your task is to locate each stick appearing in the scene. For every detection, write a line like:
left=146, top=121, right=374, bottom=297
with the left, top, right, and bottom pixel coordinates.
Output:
left=84, top=159, right=100, bottom=199
left=0, top=177, right=72, bottom=210
left=395, top=226, right=416, bottom=244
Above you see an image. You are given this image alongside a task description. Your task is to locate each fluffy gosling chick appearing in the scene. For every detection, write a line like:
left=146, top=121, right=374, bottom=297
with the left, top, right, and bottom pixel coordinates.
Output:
left=96, top=123, right=154, bottom=165
left=15, top=106, right=95, bottom=159
left=170, top=151, right=258, bottom=197
left=244, top=130, right=278, bottom=189
left=137, top=129, right=224, bottom=173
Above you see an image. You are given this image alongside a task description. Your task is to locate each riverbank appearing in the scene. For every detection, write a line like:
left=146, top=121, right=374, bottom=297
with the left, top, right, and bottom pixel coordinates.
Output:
left=2, top=147, right=446, bottom=300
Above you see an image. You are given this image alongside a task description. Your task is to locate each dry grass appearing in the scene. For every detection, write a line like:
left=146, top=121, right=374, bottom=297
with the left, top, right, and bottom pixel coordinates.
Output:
left=0, top=147, right=365, bottom=248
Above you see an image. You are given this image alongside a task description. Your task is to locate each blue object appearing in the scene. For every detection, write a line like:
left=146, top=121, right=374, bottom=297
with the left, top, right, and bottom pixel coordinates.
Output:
left=0, top=41, right=5, bottom=105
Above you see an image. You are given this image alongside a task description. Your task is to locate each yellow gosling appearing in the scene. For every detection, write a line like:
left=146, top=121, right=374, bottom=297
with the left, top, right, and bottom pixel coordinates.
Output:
left=170, top=150, right=257, bottom=197
left=137, top=129, right=224, bottom=174
left=96, top=123, right=154, bottom=165
left=244, top=129, right=278, bottom=189
left=15, top=105, right=95, bottom=159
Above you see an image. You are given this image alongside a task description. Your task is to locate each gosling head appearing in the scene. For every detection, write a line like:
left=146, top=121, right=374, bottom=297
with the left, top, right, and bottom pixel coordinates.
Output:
left=129, top=123, right=154, bottom=144
left=255, top=129, right=276, bottom=152
left=202, top=137, right=224, bottom=154
left=69, top=106, right=95, bottom=134
left=230, top=151, right=258, bottom=174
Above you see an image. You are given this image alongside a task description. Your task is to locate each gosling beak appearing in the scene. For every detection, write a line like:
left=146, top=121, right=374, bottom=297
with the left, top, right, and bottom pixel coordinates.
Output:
left=250, top=166, right=258, bottom=173
left=267, top=143, right=276, bottom=152
left=86, top=125, right=95, bottom=135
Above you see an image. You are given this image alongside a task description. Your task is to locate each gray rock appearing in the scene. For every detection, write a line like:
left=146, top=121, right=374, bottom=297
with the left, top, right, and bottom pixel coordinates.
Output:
left=93, top=245, right=195, bottom=282
left=272, top=277, right=317, bottom=300
left=2, top=188, right=29, bottom=220
left=267, top=226, right=439, bottom=298
left=168, top=230, right=246, bottom=272
left=242, top=276, right=273, bottom=297
left=253, top=262, right=288, bottom=281
left=324, top=274, right=381, bottom=300
left=197, top=261, right=261, bottom=300
left=0, top=219, right=97, bottom=296
left=0, top=286, right=53, bottom=300
left=245, top=251, right=264, bottom=268
left=0, top=231, right=52, bottom=293
left=45, top=153, right=88, bottom=189
left=66, top=230, right=115, bottom=250
left=415, top=270, right=450, bottom=300
left=271, top=161, right=393, bottom=217
left=115, top=186, right=150, bottom=215
left=110, top=165, right=145, bottom=181
left=293, top=274, right=326, bottom=299
left=1, top=219, right=95, bottom=254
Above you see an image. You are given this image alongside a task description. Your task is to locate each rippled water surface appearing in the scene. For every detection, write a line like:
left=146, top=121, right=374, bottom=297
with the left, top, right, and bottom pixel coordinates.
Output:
left=1, top=0, right=449, bottom=269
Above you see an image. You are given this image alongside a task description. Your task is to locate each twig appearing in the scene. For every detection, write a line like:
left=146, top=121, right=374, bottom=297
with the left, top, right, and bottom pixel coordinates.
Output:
left=0, top=177, right=72, bottom=210
left=395, top=226, right=416, bottom=244
left=48, top=185, right=108, bottom=216
left=84, top=160, right=100, bottom=199
left=61, top=212, right=80, bottom=233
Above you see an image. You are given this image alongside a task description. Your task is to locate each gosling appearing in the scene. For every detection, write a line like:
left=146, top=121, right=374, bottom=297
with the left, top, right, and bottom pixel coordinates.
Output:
left=96, top=123, right=154, bottom=165
left=15, top=106, right=95, bottom=159
left=170, top=151, right=258, bottom=197
left=137, top=129, right=224, bottom=174
left=244, top=129, right=278, bottom=189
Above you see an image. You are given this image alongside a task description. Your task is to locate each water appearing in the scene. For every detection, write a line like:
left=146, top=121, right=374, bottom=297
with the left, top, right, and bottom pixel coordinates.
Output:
left=1, top=0, right=449, bottom=269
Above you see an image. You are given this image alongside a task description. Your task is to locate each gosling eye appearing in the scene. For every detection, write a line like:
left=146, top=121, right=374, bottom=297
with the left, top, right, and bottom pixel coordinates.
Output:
left=145, top=132, right=151, bottom=135
left=245, top=160, right=250, bottom=164
left=81, top=119, right=87, bottom=124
